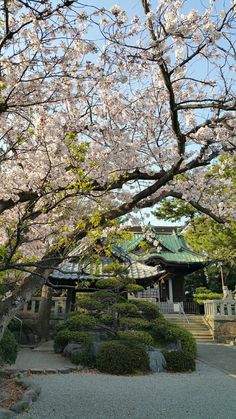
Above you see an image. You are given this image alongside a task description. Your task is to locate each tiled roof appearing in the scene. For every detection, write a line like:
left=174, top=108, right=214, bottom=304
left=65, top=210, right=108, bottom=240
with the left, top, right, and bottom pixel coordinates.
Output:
left=50, top=226, right=206, bottom=282
left=50, top=256, right=162, bottom=281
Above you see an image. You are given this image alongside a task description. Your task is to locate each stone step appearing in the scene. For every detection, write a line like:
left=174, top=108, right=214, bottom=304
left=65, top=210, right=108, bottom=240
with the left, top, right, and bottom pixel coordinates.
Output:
left=163, top=314, right=213, bottom=341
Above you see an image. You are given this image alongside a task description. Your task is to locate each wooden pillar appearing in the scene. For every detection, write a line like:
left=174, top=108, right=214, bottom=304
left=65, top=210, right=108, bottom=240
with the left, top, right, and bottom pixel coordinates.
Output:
left=37, top=285, right=53, bottom=341
left=168, top=278, right=173, bottom=303
left=65, top=288, right=76, bottom=315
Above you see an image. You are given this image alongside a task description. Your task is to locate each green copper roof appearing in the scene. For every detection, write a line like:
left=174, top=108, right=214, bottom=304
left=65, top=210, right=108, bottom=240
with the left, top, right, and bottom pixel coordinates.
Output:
left=120, top=228, right=207, bottom=265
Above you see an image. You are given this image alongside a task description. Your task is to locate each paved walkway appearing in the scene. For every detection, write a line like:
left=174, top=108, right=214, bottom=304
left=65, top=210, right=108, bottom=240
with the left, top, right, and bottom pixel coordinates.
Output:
left=8, top=341, right=75, bottom=371
left=197, top=342, right=236, bottom=375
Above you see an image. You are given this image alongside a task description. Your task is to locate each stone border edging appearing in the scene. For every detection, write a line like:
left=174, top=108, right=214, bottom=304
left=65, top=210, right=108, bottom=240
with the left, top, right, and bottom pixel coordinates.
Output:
left=10, top=377, right=41, bottom=414
left=2, top=365, right=83, bottom=376
left=0, top=373, right=41, bottom=418
left=0, top=365, right=84, bottom=417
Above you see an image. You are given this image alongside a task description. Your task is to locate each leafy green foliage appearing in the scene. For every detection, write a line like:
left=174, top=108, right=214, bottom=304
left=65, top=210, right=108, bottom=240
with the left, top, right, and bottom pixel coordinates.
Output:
left=65, top=313, right=97, bottom=330
left=193, top=287, right=222, bottom=304
left=91, top=291, right=119, bottom=305
left=163, top=350, right=196, bottom=372
left=78, top=298, right=103, bottom=311
left=117, top=330, right=154, bottom=346
left=112, top=302, right=138, bottom=316
left=96, top=340, right=149, bottom=375
left=70, top=351, right=96, bottom=368
left=126, top=284, right=144, bottom=292
left=120, top=317, right=150, bottom=330
left=0, top=329, right=18, bottom=365
left=151, top=319, right=197, bottom=357
left=131, top=299, right=160, bottom=320
left=54, top=280, right=195, bottom=374
left=95, top=278, right=123, bottom=289
left=54, top=330, right=90, bottom=353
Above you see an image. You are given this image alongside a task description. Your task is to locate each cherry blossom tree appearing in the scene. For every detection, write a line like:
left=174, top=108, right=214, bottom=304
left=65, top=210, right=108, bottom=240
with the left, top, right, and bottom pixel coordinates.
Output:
left=0, top=0, right=235, bottom=339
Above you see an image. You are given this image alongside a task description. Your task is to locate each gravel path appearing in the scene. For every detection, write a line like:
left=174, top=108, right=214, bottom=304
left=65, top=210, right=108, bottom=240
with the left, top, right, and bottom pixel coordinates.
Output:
left=19, top=362, right=236, bottom=419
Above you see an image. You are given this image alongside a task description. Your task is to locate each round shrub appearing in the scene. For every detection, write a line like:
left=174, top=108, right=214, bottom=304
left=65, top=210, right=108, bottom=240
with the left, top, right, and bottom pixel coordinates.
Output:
left=54, top=329, right=90, bottom=353
left=163, top=351, right=196, bottom=372
left=126, top=284, right=144, bottom=293
left=65, top=313, right=97, bottom=331
left=99, top=313, right=114, bottom=325
left=0, top=329, right=18, bottom=365
left=92, top=291, right=119, bottom=306
left=96, top=278, right=123, bottom=289
left=112, top=303, right=138, bottom=316
left=78, top=298, right=103, bottom=311
left=151, top=319, right=197, bottom=357
left=70, top=351, right=96, bottom=368
left=131, top=300, right=160, bottom=320
left=96, top=340, right=149, bottom=375
left=117, top=330, right=154, bottom=346
left=120, top=317, right=150, bottom=330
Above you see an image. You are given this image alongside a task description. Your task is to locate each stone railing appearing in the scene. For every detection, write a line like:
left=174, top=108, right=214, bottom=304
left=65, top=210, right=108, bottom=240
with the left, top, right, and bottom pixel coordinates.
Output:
left=204, top=299, right=236, bottom=320
left=20, top=297, right=67, bottom=320
left=204, top=299, right=236, bottom=342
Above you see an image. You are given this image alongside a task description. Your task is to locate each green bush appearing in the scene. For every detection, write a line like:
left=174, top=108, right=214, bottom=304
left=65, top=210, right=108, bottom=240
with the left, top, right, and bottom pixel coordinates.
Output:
left=96, top=340, right=149, bottom=375
left=8, top=319, right=34, bottom=333
left=120, top=317, right=150, bottom=330
left=65, top=313, right=97, bottom=331
left=131, top=300, right=160, bottom=320
left=112, top=303, right=138, bottom=316
left=78, top=298, right=103, bottom=311
left=96, top=278, right=123, bottom=289
left=194, top=292, right=222, bottom=304
left=117, top=330, right=154, bottom=346
left=126, top=284, right=144, bottom=293
left=70, top=351, right=96, bottom=368
left=99, top=313, right=114, bottom=325
left=54, top=329, right=90, bottom=353
left=151, top=319, right=196, bottom=357
left=163, top=350, right=196, bottom=372
left=0, top=329, right=18, bottom=365
left=91, top=291, right=119, bottom=305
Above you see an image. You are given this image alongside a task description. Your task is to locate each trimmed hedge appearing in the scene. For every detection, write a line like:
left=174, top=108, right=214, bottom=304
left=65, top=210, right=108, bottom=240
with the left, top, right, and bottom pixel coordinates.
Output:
left=151, top=319, right=197, bottom=357
left=117, top=330, right=154, bottom=346
left=65, top=313, right=97, bottom=331
left=96, top=340, right=149, bottom=375
left=70, top=351, right=96, bottom=368
left=131, top=300, right=160, bottom=320
left=120, top=317, right=150, bottom=330
left=163, top=350, right=196, bottom=372
left=112, top=303, right=138, bottom=316
left=78, top=298, right=103, bottom=311
left=54, top=329, right=91, bottom=353
left=96, top=278, right=123, bottom=289
left=0, top=329, right=18, bottom=365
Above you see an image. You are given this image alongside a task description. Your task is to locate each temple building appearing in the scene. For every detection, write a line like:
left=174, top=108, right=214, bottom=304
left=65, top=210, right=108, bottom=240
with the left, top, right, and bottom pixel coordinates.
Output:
left=49, top=226, right=207, bottom=313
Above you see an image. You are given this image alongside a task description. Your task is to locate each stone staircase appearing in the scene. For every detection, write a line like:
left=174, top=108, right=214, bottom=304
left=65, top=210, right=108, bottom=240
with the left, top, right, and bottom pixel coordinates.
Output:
left=164, top=314, right=213, bottom=342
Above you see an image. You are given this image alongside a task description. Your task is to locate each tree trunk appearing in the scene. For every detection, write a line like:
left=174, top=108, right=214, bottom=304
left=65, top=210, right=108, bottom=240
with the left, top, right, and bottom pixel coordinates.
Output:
left=0, top=261, right=57, bottom=342
left=37, top=285, right=53, bottom=341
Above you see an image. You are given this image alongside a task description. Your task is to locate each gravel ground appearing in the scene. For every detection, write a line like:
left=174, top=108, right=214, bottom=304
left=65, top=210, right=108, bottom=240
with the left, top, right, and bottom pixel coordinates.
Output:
left=19, top=362, right=236, bottom=419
